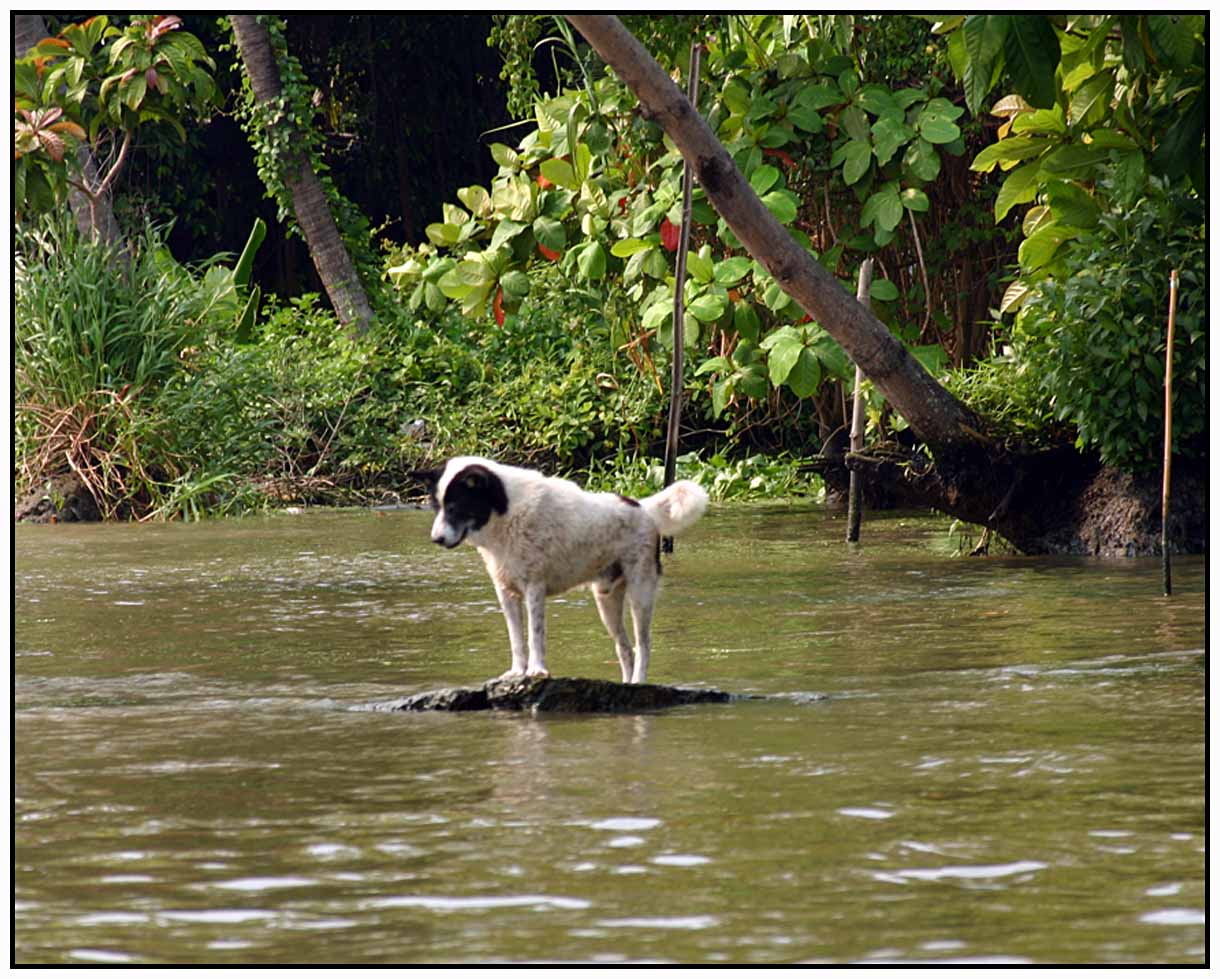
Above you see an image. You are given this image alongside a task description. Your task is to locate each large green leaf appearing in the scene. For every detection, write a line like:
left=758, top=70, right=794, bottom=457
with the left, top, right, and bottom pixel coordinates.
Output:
left=961, top=15, right=1008, bottom=115
left=687, top=292, right=727, bottom=322
left=1040, top=143, right=1108, bottom=176
left=1017, top=222, right=1076, bottom=273
left=732, top=300, right=761, bottom=342
left=1044, top=180, right=1099, bottom=228
left=424, top=222, right=462, bottom=247
left=499, top=269, right=531, bottom=299
left=903, top=137, right=941, bottom=182
left=871, top=116, right=913, bottom=166
left=1010, top=105, right=1066, bottom=136
left=869, top=279, right=900, bottom=301
left=714, top=256, right=753, bottom=287
left=489, top=142, right=518, bottom=169
left=840, top=139, right=872, bottom=185
left=917, top=112, right=960, bottom=145
left=1147, top=14, right=1200, bottom=69
left=857, top=85, right=900, bottom=119
left=610, top=238, right=653, bottom=258
left=861, top=184, right=904, bottom=234
left=786, top=347, right=822, bottom=398
left=994, top=160, right=1041, bottom=221
left=787, top=104, right=823, bottom=133
left=1111, top=149, right=1146, bottom=205
left=1068, top=71, right=1113, bottom=129
left=1002, top=16, right=1061, bottom=109
left=575, top=240, right=607, bottom=280
left=686, top=251, right=714, bottom=284
left=532, top=215, right=566, bottom=251
left=1151, top=91, right=1206, bottom=180
left=489, top=219, right=528, bottom=251
left=971, top=135, right=1054, bottom=173
left=840, top=105, right=871, bottom=143
left=749, top=164, right=781, bottom=195
left=763, top=329, right=804, bottom=386
left=760, top=189, right=798, bottom=225
left=796, top=84, right=844, bottom=111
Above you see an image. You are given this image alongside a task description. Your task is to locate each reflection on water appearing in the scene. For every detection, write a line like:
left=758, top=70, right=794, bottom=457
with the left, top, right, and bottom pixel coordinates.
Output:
left=14, top=506, right=1206, bottom=964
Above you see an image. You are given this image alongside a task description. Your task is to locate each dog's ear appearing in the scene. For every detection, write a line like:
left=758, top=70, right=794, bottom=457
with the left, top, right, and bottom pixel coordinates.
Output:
left=453, top=464, right=508, bottom=516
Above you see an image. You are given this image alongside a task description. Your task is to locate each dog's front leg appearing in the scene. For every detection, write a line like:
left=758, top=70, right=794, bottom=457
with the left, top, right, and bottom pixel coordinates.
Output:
left=495, top=584, right=529, bottom=679
left=524, top=584, right=550, bottom=677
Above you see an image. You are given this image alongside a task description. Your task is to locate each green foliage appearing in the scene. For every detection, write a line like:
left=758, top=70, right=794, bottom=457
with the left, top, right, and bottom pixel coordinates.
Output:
left=584, top=450, right=817, bottom=503
left=14, top=216, right=245, bottom=518
left=943, top=14, right=1206, bottom=311
left=941, top=356, right=1059, bottom=448
left=1010, top=182, right=1205, bottom=470
left=394, top=14, right=968, bottom=445
left=14, top=15, right=218, bottom=220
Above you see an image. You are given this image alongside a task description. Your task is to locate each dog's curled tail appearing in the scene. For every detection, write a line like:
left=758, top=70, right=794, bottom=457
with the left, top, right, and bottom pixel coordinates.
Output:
left=641, top=480, right=709, bottom=537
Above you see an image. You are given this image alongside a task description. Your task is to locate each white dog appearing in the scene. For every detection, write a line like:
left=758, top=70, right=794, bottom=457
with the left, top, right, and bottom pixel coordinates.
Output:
left=416, top=457, right=708, bottom=684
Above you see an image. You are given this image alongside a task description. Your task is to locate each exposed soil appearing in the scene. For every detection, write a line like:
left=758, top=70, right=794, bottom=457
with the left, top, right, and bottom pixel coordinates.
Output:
left=14, top=473, right=101, bottom=524
left=821, top=444, right=1206, bottom=556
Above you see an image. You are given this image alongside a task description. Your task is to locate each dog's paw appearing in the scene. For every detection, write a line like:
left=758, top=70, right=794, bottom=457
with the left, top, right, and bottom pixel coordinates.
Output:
left=497, top=668, right=526, bottom=681
left=525, top=667, right=551, bottom=679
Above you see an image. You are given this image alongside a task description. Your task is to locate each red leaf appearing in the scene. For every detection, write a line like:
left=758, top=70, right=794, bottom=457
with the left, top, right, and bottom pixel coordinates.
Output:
left=537, top=243, right=561, bottom=262
left=763, top=147, right=797, bottom=170
left=493, top=287, right=506, bottom=326
left=536, top=173, right=553, bottom=190
left=147, top=15, right=182, bottom=40
left=660, top=217, right=680, bottom=252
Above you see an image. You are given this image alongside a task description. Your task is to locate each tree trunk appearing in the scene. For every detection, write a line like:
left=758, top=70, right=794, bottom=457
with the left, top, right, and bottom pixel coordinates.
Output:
left=14, top=13, right=123, bottom=246
left=231, top=15, right=374, bottom=334
left=565, top=16, right=1206, bottom=557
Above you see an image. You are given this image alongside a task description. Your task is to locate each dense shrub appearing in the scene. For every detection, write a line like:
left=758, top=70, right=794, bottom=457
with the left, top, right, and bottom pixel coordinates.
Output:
left=14, top=218, right=247, bottom=518
left=1010, top=180, right=1206, bottom=471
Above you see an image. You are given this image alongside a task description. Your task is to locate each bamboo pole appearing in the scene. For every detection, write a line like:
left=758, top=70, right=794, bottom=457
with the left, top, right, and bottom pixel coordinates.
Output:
left=661, top=40, right=701, bottom=554
left=1161, top=269, right=1179, bottom=596
left=846, top=259, right=874, bottom=543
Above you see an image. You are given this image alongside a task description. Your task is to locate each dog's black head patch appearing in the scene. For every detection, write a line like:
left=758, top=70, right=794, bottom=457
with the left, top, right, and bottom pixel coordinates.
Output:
left=430, top=462, right=508, bottom=548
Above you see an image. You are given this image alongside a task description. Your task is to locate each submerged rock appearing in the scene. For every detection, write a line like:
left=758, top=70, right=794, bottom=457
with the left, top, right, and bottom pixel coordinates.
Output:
left=378, top=675, right=756, bottom=714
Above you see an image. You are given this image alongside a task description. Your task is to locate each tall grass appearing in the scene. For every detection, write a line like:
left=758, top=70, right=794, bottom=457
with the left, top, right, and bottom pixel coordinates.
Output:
left=14, top=217, right=235, bottom=518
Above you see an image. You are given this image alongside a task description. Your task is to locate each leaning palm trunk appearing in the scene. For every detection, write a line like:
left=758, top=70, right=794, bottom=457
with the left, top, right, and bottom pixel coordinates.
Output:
left=230, top=15, right=374, bottom=334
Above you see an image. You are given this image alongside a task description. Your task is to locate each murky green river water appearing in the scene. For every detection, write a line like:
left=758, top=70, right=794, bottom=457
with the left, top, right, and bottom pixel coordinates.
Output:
left=14, top=505, right=1206, bottom=964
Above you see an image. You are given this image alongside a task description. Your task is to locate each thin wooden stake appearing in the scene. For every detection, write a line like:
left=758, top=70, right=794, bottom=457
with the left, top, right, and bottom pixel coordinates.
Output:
left=846, top=259, right=874, bottom=543
left=1162, top=269, right=1179, bottom=596
left=661, top=40, right=701, bottom=553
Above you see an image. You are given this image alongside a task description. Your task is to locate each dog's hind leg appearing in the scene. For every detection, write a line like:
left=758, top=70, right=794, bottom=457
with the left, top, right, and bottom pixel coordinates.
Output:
left=625, top=581, right=656, bottom=685
left=593, top=578, right=634, bottom=683
left=494, top=583, right=529, bottom=679
left=524, top=583, right=550, bottom=677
